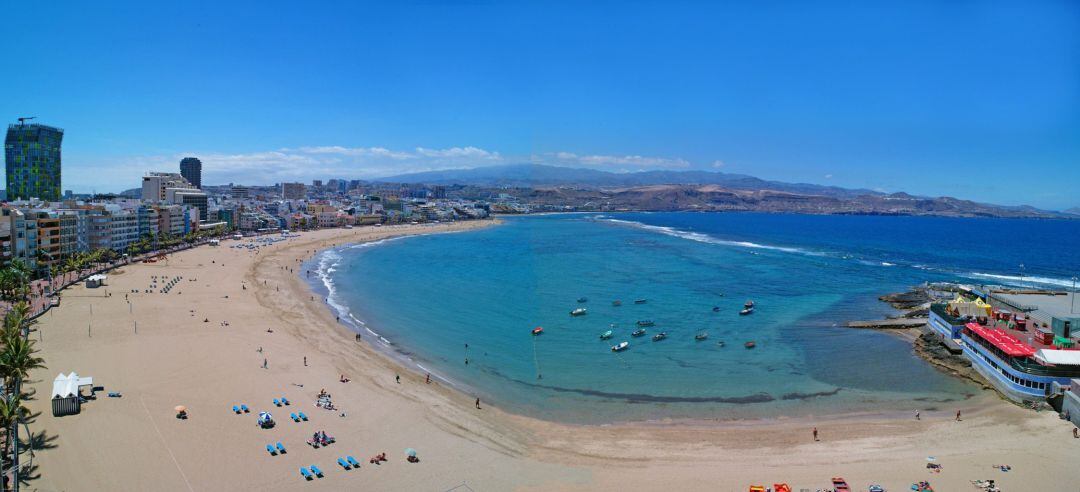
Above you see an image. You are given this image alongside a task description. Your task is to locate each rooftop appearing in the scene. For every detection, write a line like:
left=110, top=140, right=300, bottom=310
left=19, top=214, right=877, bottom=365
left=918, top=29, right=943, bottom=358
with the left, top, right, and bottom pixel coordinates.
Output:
left=990, top=291, right=1080, bottom=324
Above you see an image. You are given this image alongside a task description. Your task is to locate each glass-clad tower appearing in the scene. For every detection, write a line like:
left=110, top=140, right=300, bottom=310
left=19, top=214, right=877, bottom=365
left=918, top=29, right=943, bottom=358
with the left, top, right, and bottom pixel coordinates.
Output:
left=5, top=123, right=64, bottom=201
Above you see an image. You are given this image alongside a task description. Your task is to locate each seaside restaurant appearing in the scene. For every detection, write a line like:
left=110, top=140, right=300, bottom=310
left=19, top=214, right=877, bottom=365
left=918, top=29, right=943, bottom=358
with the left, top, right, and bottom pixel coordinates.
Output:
left=52, top=372, right=93, bottom=417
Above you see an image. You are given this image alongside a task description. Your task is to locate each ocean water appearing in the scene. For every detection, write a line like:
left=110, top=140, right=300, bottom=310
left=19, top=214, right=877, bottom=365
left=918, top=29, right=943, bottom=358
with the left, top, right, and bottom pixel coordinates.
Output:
left=310, top=213, right=1080, bottom=424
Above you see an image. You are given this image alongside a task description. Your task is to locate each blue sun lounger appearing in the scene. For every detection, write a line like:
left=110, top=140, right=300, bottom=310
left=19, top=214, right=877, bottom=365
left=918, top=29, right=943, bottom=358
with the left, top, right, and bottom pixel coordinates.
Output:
left=266, top=444, right=277, bottom=456
left=298, top=412, right=308, bottom=421
left=281, top=396, right=290, bottom=405
left=273, top=398, right=282, bottom=407
left=233, top=405, right=241, bottom=414
left=337, top=457, right=350, bottom=469
left=290, top=412, right=300, bottom=422
left=276, top=442, right=286, bottom=454
left=347, top=456, right=360, bottom=467
left=300, top=467, right=312, bottom=480
left=310, top=465, right=323, bottom=478
left=240, top=404, right=250, bottom=413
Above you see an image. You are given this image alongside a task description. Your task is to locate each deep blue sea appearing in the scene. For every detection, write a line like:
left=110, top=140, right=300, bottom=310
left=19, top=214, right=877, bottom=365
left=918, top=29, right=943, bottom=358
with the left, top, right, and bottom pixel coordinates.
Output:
left=309, top=213, right=1080, bottom=424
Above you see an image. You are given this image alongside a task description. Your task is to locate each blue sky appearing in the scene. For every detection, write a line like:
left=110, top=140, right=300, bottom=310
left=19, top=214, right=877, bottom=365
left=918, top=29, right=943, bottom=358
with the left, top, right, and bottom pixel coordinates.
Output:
left=3, top=1, right=1078, bottom=209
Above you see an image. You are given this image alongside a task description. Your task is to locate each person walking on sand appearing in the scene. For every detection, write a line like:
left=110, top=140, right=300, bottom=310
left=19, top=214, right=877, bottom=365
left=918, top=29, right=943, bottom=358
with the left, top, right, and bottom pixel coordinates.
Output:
left=396, top=374, right=400, bottom=384
left=915, top=409, right=920, bottom=420
left=475, top=398, right=481, bottom=409
left=304, top=356, right=307, bottom=367
left=426, top=373, right=431, bottom=384
left=262, top=358, right=268, bottom=369
left=812, top=427, right=819, bottom=441
left=956, top=410, right=962, bottom=421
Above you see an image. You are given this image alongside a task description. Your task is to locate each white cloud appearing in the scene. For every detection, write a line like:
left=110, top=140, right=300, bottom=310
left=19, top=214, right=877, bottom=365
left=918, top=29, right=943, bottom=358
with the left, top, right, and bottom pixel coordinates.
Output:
left=711, top=160, right=725, bottom=169
left=63, top=145, right=508, bottom=191
left=62, top=145, right=699, bottom=192
left=824, top=174, right=833, bottom=179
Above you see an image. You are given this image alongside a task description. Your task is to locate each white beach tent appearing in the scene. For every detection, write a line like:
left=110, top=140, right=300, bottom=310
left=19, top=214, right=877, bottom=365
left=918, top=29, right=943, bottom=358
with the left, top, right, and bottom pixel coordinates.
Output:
left=52, top=372, right=93, bottom=416
left=1034, top=349, right=1080, bottom=367
left=85, top=274, right=107, bottom=288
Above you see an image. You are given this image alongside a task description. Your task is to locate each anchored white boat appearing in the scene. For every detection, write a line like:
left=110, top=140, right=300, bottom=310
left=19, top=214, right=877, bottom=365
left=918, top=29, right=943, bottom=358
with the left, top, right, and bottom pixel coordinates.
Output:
left=611, top=341, right=629, bottom=352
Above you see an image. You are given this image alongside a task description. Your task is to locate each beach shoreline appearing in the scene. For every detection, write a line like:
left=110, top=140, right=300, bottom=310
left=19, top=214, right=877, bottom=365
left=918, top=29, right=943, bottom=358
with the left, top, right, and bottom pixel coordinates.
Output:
left=24, top=221, right=1080, bottom=491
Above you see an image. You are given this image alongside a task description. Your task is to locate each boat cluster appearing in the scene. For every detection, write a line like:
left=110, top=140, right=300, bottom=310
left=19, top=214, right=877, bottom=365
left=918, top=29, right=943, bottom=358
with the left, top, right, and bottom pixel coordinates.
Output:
left=550, top=296, right=760, bottom=353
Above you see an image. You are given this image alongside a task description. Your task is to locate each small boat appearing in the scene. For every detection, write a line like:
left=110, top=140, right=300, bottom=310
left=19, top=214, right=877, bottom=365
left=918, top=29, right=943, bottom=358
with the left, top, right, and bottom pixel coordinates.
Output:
left=716, top=340, right=726, bottom=347
left=531, top=326, right=544, bottom=336
left=577, top=297, right=588, bottom=303
left=744, top=341, right=756, bottom=349
left=634, top=299, right=647, bottom=304
left=611, top=341, right=629, bottom=352
left=599, top=330, right=614, bottom=340
left=612, top=300, right=622, bottom=306
left=636, top=320, right=654, bottom=327
left=739, top=307, right=754, bottom=316
left=631, top=328, right=647, bottom=337
left=694, top=332, right=708, bottom=341
left=711, top=306, right=720, bottom=312
left=570, top=308, right=587, bottom=316
left=744, top=300, right=755, bottom=309
left=652, top=332, right=667, bottom=342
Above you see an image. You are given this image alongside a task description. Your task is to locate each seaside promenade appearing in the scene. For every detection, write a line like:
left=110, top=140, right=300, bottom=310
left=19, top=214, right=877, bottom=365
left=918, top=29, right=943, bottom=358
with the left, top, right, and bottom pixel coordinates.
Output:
left=21, top=222, right=1080, bottom=491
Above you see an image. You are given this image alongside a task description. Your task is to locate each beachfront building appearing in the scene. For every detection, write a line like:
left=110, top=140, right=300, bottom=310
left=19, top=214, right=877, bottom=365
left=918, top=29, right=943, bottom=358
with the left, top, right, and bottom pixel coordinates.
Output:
left=5, top=122, right=64, bottom=201
left=31, top=210, right=63, bottom=271
left=0, top=208, right=38, bottom=269
left=86, top=206, right=140, bottom=252
left=142, top=172, right=208, bottom=222
left=931, top=289, right=1080, bottom=403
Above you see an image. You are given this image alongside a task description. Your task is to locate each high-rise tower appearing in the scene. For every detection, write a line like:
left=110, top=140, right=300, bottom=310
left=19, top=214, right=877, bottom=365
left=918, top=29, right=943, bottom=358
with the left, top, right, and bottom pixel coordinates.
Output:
left=180, top=157, right=202, bottom=189
left=5, top=121, right=63, bottom=201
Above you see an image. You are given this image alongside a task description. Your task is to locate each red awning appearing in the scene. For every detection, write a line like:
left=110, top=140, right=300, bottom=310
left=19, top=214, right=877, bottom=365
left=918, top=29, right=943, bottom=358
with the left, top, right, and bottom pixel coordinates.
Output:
left=966, top=323, right=1036, bottom=358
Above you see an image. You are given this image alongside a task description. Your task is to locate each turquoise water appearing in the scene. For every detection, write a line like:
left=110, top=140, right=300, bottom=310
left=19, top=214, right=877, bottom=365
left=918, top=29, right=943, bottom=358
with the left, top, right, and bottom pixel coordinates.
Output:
left=308, top=213, right=1080, bottom=424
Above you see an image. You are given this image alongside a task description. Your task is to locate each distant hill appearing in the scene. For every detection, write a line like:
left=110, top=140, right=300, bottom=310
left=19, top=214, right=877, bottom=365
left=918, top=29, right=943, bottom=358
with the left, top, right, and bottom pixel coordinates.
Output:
left=377, top=164, right=1068, bottom=219
left=1064, top=207, right=1080, bottom=216
left=376, top=164, right=877, bottom=198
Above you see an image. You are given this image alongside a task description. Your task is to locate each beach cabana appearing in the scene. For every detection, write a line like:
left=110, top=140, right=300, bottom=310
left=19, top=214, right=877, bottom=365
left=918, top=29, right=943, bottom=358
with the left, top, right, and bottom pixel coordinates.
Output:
left=52, top=372, right=93, bottom=417
left=949, top=296, right=991, bottom=318
left=85, top=274, right=107, bottom=288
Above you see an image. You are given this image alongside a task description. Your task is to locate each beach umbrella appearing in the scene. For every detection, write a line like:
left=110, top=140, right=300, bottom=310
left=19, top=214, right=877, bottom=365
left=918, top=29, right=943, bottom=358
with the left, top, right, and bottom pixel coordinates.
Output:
left=174, top=405, right=186, bottom=413
left=405, top=448, right=417, bottom=457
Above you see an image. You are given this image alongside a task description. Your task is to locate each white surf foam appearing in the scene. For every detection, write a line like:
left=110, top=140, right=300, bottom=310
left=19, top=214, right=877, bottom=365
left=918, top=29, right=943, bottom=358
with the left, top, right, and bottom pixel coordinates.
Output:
left=963, top=272, right=1077, bottom=289
left=599, top=218, right=824, bottom=256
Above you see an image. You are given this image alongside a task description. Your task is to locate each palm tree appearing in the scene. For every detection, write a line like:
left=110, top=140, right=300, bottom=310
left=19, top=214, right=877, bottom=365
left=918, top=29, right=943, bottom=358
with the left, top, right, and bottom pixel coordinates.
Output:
left=0, top=337, right=45, bottom=389
left=0, top=392, right=28, bottom=470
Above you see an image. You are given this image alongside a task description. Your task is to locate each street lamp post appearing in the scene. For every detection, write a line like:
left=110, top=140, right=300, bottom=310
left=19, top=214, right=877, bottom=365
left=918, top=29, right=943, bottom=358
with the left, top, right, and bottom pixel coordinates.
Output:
left=1072, top=276, right=1078, bottom=314
left=1019, top=264, right=1025, bottom=289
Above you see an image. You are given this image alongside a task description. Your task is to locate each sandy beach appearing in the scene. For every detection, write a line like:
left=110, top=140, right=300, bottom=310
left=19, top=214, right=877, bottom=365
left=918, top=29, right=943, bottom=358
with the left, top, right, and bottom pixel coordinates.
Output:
left=24, top=221, right=1080, bottom=491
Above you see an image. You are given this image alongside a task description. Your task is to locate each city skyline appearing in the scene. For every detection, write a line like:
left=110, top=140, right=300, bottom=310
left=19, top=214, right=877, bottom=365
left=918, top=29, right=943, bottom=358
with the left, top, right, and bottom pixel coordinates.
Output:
left=3, top=2, right=1078, bottom=209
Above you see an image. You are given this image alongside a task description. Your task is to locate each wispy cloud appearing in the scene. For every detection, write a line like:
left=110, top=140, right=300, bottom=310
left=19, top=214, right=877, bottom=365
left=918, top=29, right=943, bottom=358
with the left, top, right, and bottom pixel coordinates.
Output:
left=64, top=145, right=706, bottom=191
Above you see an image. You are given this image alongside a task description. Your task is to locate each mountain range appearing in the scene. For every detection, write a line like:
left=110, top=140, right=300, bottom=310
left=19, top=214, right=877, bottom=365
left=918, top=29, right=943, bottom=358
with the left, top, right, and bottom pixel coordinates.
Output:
left=376, top=164, right=1071, bottom=219
left=378, top=164, right=876, bottom=198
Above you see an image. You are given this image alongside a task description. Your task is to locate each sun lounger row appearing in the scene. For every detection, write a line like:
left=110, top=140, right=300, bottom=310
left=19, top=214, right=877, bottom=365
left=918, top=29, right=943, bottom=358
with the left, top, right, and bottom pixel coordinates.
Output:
left=337, top=456, right=361, bottom=470
left=265, top=442, right=287, bottom=455
left=273, top=397, right=290, bottom=407
left=232, top=404, right=250, bottom=414
left=300, top=465, right=323, bottom=480
left=290, top=412, right=309, bottom=422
